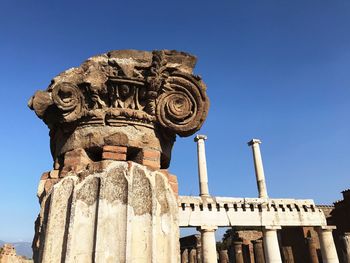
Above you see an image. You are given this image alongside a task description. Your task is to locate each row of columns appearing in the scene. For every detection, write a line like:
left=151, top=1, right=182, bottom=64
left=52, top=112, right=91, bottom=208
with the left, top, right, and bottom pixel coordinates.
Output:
left=194, top=135, right=340, bottom=262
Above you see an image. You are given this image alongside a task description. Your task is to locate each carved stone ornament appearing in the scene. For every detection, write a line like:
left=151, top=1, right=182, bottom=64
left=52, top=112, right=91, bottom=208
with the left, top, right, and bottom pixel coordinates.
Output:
left=29, top=50, right=209, bottom=169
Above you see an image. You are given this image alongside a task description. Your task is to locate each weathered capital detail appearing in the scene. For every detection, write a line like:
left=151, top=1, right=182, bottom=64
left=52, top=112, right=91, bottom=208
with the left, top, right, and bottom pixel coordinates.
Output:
left=29, top=50, right=209, bottom=169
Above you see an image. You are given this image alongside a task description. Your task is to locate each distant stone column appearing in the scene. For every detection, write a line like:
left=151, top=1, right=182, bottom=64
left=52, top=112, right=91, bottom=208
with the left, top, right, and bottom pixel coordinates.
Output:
left=233, top=241, right=244, bottom=263
left=247, top=139, right=268, bottom=198
left=189, top=248, right=197, bottom=263
left=253, top=239, right=265, bottom=263
left=341, top=232, right=350, bottom=263
left=316, top=226, right=339, bottom=263
left=282, top=246, right=294, bottom=263
left=181, top=249, right=189, bottom=263
left=306, top=236, right=319, bottom=263
left=219, top=249, right=229, bottom=263
left=199, top=226, right=217, bottom=263
left=263, top=227, right=282, bottom=263
left=195, top=135, right=210, bottom=197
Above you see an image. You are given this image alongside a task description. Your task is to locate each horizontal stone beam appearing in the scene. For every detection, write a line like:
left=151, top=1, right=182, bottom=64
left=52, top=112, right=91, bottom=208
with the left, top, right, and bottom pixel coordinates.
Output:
left=178, top=196, right=327, bottom=227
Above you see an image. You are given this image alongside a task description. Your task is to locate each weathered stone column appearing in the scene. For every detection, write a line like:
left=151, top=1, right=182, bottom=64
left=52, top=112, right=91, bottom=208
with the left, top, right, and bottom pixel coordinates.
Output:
left=253, top=239, right=265, bottom=263
left=263, top=226, right=282, bottom=263
left=195, top=135, right=210, bottom=197
left=233, top=241, right=244, bottom=263
left=29, top=50, right=210, bottom=263
left=341, top=232, right=350, bottom=263
left=198, top=226, right=217, bottom=263
left=219, top=249, right=229, bottom=263
left=181, top=249, right=189, bottom=263
left=248, top=139, right=268, bottom=198
left=306, top=236, right=319, bottom=263
left=316, top=226, right=339, bottom=263
left=189, top=248, right=197, bottom=263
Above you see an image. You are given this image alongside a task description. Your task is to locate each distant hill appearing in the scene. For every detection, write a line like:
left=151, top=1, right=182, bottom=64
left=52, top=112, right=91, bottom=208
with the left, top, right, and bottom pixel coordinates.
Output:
left=0, top=241, right=32, bottom=259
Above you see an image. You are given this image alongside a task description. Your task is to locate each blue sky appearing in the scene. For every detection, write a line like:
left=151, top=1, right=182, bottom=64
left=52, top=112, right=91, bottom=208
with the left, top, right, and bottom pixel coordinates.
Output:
left=0, top=0, right=349, bottom=242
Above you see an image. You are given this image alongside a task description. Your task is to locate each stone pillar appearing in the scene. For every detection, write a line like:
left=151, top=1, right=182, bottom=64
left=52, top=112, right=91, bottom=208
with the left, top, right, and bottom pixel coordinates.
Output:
left=306, top=236, right=319, bottom=263
left=247, top=139, right=268, bottom=198
left=316, top=226, right=339, bottom=263
left=189, top=248, right=197, bottom=263
left=219, top=250, right=229, bottom=263
left=253, top=239, right=265, bottom=263
left=181, top=249, right=189, bottom=263
left=341, top=232, right=350, bottom=263
left=195, top=135, right=210, bottom=197
left=198, top=226, right=217, bottom=263
left=233, top=241, right=244, bottom=263
left=282, top=246, right=294, bottom=263
left=263, top=227, right=282, bottom=263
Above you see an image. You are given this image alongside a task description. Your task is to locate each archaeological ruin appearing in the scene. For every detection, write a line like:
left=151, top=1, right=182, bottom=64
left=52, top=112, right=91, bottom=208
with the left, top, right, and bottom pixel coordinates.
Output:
left=28, top=49, right=347, bottom=263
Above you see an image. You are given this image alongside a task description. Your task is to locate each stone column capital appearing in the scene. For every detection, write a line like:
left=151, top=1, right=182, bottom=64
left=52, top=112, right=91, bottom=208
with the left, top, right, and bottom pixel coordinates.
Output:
left=197, top=225, right=218, bottom=232
left=248, top=138, right=262, bottom=146
left=195, top=134, right=208, bottom=142
left=317, top=225, right=337, bottom=232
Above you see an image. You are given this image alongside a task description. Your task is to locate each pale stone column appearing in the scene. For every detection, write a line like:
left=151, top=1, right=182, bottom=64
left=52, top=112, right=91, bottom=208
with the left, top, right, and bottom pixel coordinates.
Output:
left=317, top=226, right=339, bottom=263
left=306, top=236, right=319, bottom=263
left=195, top=135, right=210, bottom=197
left=247, top=139, right=268, bottom=198
left=198, top=226, right=217, bottom=263
left=263, top=226, right=282, bottom=263
left=341, top=232, right=350, bottom=263
left=253, top=239, right=265, bottom=263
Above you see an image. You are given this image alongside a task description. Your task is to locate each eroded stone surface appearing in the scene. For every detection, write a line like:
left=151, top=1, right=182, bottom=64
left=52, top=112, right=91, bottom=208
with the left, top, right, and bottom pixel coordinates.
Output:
left=29, top=50, right=209, bottom=170
left=33, top=161, right=179, bottom=263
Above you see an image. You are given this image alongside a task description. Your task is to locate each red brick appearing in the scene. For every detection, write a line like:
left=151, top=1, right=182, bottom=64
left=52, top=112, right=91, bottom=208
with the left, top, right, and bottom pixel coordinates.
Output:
left=142, top=149, right=160, bottom=160
left=102, top=151, right=127, bottom=161
left=142, top=159, right=160, bottom=169
left=103, top=145, right=127, bottom=153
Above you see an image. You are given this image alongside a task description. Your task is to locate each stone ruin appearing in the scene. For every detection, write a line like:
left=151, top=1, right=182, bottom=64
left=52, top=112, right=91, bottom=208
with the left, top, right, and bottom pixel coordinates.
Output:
left=29, top=50, right=209, bottom=263
left=29, top=49, right=343, bottom=263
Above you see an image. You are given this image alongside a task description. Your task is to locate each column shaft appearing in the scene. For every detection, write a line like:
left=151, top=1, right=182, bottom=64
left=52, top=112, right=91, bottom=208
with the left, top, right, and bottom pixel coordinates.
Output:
left=263, top=228, right=282, bottom=263
left=233, top=241, right=244, bottom=263
left=248, top=139, right=268, bottom=198
left=341, top=233, right=350, bottom=263
left=253, top=239, right=265, bottom=263
left=306, top=237, right=319, bottom=263
left=200, top=227, right=217, bottom=263
left=195, top=135, right=209, bottom=197
left=317, top=227, right=339, bottom=263
left=219, top=250, right=229, bottom=263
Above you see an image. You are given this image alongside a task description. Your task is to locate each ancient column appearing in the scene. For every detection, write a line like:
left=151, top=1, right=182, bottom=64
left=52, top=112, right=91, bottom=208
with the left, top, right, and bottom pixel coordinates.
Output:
left=29, top=50, right=210, bottom=263
left=219, top=249, right=229, bottom=263
left=248, top=139, right=268, bottom=198
left=306, top=236, right=319, bottom=263
left=189, top=248, right=197, bottom=263
left=253, top=239, right=265, bottom=263
left=181, top=249, right=189, bottom=263
left=341, top=232, right=350, bottom=263
left=263, top=226, right=282, bottom=263
left=195, top=135, right=210, bottom=197
left=316, top=226, right=339, bottom=263
left=199, top=226, right=217, bottom=263
left=233, top=241, right=244, bottom=263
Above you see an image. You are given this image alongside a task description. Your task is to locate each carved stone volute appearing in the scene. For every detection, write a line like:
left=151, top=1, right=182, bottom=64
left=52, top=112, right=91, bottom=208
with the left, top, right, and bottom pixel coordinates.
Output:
left=29, top=50, right=209, bottom=169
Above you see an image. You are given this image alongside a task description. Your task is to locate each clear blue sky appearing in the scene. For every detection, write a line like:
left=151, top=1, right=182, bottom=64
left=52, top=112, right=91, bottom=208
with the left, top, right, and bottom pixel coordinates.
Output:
left=0, top=0, right=349, bottom=242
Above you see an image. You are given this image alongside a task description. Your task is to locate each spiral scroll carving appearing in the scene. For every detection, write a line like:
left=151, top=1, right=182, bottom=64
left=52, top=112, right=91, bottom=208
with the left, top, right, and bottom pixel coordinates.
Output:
left=52, top=82, right=84, bottom=122
left=156, top=74, right=209, bottom=137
